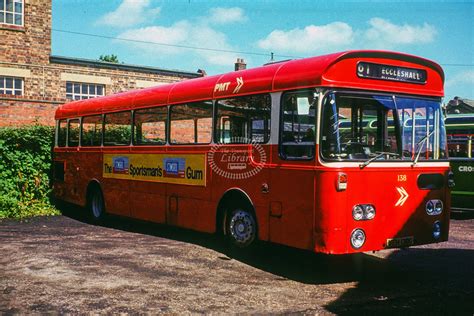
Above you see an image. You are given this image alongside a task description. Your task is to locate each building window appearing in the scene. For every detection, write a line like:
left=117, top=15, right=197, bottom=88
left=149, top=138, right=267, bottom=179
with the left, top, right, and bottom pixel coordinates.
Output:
left=0, top=76, right=23, bottom=95
left=0, top=0, right=23, bottom=26
left=66, top=82, right=105, bottom=100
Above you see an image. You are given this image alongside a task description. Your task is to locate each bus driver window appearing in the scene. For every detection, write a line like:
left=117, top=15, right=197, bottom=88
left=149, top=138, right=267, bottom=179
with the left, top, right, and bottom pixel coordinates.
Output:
left=280, top=90, right=317, bottom=159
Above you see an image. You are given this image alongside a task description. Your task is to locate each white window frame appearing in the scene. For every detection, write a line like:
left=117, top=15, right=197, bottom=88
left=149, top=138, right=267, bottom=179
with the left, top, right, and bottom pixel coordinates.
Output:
left=0, top=76, right=23, bottom=95
left=66, top=81, right=105, bottom=101
left=0, top=0, right=24, bottom=27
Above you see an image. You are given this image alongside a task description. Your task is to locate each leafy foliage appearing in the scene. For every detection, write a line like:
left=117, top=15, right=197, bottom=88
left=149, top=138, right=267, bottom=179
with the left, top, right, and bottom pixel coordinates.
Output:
left=99, top=54, right=119, bottom=63
left=0, top=125, right=60, bottom=219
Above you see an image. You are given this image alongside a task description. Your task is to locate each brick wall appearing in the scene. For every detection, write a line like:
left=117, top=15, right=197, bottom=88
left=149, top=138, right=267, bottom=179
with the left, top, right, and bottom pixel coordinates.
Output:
left=0, top=61, right=195, bottom=126
left=0, top=99, right=59, bottom=126
left=0, top=0, right=200, bottom=127
left=49, top=62, right=183, bottom=97
left=0, top=0, right=51, bottom=65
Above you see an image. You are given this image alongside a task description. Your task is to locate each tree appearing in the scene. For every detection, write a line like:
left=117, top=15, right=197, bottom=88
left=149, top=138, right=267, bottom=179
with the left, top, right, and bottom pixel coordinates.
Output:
left=99, top=54, right=119, bottom=63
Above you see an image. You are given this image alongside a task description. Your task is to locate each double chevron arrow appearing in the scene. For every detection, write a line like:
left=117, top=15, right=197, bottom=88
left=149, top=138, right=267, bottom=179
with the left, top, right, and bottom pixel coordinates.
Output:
left=233, top=77, right=244, bottom=94
left=395, top=187, right=409, bottom=207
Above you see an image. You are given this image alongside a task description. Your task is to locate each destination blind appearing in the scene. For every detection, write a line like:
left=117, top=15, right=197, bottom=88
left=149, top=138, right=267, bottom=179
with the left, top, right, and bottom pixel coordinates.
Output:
left=357, top=62, right=427, bottom=84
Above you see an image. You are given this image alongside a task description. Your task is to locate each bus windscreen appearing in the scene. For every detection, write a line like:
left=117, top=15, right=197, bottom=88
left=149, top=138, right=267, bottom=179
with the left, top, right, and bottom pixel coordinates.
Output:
left=320, top=93, right=447, bottom=161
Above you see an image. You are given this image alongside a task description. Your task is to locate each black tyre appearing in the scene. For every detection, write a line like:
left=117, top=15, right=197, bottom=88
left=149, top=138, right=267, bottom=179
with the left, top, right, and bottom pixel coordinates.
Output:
left=89, top=187, right=106, bottom=222
left=226, top=207, right=257, bottom=248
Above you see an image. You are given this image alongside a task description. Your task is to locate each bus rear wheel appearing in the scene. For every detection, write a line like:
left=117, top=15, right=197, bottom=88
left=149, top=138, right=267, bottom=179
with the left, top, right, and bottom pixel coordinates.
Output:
left=89, top=188, right=106, bottom=222
left=226, top=208, right=257, bottom=248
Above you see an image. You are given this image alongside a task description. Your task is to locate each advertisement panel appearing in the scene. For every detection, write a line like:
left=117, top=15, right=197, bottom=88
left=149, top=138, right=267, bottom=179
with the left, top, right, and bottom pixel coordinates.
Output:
left=103, top=154, right=206, bottom=186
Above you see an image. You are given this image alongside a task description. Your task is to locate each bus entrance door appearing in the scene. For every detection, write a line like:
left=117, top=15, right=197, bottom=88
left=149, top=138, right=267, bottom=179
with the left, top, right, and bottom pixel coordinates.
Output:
left=268, top=90, right=318, bottom=250
left=268, top=164, right=316, bottom=250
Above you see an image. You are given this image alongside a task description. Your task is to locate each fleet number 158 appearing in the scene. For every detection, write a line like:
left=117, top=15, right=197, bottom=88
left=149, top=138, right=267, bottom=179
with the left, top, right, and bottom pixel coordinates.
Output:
left=398, top=174, right=407, bottom=182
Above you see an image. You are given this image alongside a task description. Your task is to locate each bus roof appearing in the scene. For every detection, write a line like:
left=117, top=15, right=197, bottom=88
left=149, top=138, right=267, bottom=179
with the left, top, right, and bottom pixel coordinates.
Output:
left=445, top=113, right=474, bottom=126
left=55, top=50, right=444, bottom=119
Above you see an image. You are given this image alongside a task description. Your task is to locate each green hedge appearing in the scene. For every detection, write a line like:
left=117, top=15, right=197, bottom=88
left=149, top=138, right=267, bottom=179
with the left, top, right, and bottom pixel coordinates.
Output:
left=0, top=125, right=60, bottom=219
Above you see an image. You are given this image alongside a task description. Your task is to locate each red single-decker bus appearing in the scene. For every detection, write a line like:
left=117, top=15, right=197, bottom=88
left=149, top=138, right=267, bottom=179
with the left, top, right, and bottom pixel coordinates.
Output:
left=54, top=50, right=453, bottom=254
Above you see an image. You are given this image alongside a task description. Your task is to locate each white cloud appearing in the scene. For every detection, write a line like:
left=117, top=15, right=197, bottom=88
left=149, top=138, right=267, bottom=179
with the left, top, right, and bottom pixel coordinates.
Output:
left=118, top=22, right=189, bottom=55
left=117, top=20, right=238, bottom=66
left=208, top=7, right=247, bottom=24
left=446, top=70, right=474, bottom=88
left=97, top=0, right=161, bottom=28
left=365, top=18, right=436, bottom=47
left=113, top=6, right=252, bottom=67
left=257, top=22, right=354, bottom=54
left=257, top=18, right=438, bottom=55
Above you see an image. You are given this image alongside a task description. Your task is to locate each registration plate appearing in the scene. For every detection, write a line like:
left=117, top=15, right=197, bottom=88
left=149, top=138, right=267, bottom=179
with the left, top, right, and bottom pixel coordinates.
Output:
left=386, top=236, right=414, bottom=248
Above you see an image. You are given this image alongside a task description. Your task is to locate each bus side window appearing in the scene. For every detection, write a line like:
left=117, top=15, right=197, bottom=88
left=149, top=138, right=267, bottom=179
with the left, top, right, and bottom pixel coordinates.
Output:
left=215, top=94, right=271, bottom=144
left=67, top=119, right=80, bottom=147
left=103, top=111, right=132, bottom=146
left=81, top=115, right=103, bottom=146
left=57, top=119, right=67, bottom=147
left=170, top=102, right=213, bottom=144
left=280, top=90, right=317, bottom=159
left=134, top=107, right=167, bottom=145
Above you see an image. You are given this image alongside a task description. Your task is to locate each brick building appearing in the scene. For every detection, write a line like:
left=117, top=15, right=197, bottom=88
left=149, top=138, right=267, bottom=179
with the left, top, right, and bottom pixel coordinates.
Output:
left=0, top=0, right=202, bottom=126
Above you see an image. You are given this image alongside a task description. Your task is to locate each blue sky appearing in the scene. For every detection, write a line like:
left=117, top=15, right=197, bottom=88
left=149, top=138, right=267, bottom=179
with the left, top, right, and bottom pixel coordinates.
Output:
left=52, top=0, right=473, bottom=101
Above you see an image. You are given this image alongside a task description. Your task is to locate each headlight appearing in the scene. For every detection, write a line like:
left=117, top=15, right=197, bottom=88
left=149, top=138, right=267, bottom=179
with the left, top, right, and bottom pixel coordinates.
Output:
left=426, top=200, right=443, bottom=215
left=433, top=221, right=441, bottom=239
left=352, top=204, right=376, bottom=220
left=434, top=200, right=443, bottom=214
left=352, top=205, right=364, bottom=220
left=426, top=200, right=434, bottom=215
left=350, top=228, right=366, bottom=249
left=365, top=205, right=376, bottom=220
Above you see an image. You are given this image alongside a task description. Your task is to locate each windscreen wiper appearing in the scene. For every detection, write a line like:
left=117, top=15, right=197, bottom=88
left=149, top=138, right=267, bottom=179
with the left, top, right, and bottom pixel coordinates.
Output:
left=412, top=129, right=435, bottom=166
left=359, top=152, right=400, bottom=169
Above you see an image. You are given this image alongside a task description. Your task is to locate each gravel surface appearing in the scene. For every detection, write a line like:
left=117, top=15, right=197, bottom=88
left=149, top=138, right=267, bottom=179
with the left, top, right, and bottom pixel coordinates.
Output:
left=1, top=209, right=473, bottom=314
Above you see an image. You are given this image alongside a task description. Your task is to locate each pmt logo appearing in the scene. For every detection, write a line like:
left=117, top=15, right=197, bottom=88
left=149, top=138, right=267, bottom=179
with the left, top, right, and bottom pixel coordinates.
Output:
left=459, top=166, right=474, bottom=172
left=213, top=77, right=244, bottom=94
left=208, top=137, right=267, bottom=180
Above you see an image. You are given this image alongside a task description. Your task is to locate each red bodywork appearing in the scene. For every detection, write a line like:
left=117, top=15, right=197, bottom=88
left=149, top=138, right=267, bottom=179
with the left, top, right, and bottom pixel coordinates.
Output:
left=54, top=50, right=450, bottom=254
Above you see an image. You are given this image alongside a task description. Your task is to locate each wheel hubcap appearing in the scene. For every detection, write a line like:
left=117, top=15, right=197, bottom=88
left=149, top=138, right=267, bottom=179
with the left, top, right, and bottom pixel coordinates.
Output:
left=229, top=210, right=256, bottom=246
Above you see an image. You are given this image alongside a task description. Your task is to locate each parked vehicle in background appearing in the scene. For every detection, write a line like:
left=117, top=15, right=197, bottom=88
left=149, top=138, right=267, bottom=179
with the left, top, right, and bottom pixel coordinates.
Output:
left=53, top=50, right=453, bottom=254
left=445, top=113, right=474, bottom=212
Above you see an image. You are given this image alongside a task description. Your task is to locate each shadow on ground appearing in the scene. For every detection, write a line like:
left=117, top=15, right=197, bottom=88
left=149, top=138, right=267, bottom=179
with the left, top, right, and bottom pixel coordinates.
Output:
left=61, top=204, right=386, bottom=285
left=61, top=205, right=474, bottom=314
left=324, top=247, right=474, bottom=314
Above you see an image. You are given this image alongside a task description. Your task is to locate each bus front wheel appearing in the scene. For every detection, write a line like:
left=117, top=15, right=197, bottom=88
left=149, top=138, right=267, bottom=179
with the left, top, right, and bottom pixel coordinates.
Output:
left=226, top=208, right=257, bottom=248
left=88, top=188, right=106, bottom=222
